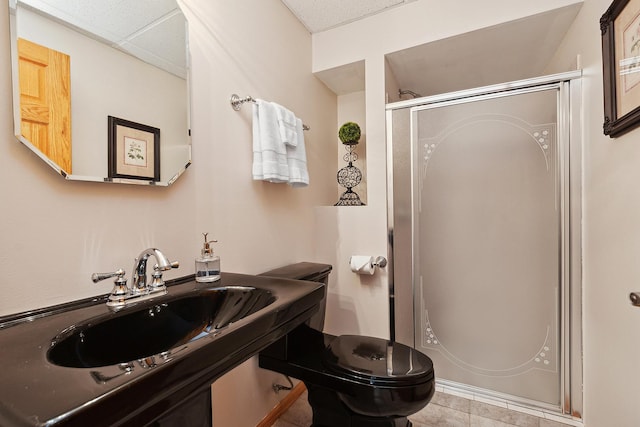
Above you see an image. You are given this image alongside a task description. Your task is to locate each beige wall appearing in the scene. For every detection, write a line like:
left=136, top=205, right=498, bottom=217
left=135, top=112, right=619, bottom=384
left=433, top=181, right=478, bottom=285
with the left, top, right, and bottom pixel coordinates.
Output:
left=312, top=0, right=640, bottom=426
left=179, top=1, right=337, bottom=425
left=545, top=0, right=640, bottom=425
left=6, top=0, right=639, bottom=425
left=1, top=0, right=336, bottom=426
left=313, top=0, right=585, bottom=345
left=336, top=91, right=367, bottom=204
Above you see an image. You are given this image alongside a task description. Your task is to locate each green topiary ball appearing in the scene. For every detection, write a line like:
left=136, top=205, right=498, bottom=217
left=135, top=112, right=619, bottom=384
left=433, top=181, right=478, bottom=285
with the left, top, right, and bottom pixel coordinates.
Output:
left=338, top=122, right=361, bottom=145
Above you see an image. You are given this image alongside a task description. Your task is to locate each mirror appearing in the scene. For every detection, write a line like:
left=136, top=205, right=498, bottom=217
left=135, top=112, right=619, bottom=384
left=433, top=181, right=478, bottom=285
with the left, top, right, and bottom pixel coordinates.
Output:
left=8, top=0, right=191, bottom=186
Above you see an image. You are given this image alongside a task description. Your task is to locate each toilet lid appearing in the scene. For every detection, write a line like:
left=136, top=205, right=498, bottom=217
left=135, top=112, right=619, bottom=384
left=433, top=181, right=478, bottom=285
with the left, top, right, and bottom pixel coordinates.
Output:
left=324, top=335, right=434, bottom=386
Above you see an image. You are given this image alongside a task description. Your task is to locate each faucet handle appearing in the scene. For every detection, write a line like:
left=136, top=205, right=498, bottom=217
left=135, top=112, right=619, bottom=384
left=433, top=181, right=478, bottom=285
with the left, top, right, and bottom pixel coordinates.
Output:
left=149, top=261, right=179, bottom=291
left=150, top=270, right=165, bottom=291
left=92, top=269, right=129, bottom=304
left=91, top=268, right=126, bottom=283
left=154, top=260, right=180, bottom=271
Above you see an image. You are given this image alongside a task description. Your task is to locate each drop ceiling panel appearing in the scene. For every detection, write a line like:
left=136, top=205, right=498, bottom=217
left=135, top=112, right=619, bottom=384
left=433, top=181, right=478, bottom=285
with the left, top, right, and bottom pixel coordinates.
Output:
left=121, top=11, right=187, bottom=78
left=20, top=0, right=186, bottom=77
left=282, top=0, right=418, bottom=33
left=22, top=0, right=176, bottom=41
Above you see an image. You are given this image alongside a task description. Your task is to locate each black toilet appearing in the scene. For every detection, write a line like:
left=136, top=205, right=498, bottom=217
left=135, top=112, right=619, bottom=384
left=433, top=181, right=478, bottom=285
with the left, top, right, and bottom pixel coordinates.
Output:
left=258, top=262, right=435, bottom=427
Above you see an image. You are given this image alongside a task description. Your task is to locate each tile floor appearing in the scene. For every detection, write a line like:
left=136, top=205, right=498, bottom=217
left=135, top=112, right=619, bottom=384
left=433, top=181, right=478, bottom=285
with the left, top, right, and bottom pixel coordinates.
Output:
left=272, top=389, right=582, bottom=427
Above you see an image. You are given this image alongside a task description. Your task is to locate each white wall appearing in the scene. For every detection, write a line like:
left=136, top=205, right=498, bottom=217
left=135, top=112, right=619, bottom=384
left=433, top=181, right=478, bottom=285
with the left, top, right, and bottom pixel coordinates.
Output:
left=1, top=0, right=337, bottom=426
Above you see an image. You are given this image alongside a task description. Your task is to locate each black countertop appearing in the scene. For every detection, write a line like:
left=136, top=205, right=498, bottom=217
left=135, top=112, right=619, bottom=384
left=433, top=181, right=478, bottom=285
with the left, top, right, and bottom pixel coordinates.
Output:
left=0, top=272, right=325, bottom=427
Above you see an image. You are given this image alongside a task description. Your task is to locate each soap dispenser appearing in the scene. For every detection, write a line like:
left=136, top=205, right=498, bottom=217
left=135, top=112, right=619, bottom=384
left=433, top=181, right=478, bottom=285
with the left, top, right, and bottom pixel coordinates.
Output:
left=195, top=233, right=220, bottom=282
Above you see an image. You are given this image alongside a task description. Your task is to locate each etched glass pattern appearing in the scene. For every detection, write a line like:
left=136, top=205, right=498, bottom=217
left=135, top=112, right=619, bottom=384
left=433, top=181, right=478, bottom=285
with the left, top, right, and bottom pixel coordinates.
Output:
left=413, top=88, right=560, bottom=406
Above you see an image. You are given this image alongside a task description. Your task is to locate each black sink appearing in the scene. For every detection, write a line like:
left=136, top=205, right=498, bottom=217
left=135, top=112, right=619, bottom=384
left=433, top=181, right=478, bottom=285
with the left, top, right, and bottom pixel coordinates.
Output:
left=48, top=286, right=275, bottom=368
left=0, top=273, right=324, bottom=427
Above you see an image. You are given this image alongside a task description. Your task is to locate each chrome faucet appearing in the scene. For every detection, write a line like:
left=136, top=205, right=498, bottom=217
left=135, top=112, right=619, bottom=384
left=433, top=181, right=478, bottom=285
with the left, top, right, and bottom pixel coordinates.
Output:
left=92, top=248, right=179, bottom=308
left=131, top=248, right=179, bottom=293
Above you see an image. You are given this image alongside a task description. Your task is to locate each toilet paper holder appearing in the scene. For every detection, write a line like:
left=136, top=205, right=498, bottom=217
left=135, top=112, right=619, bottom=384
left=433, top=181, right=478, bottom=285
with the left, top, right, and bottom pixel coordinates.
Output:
left=373, top=256, right=387, bottom=268
left=349, top=255, right=388, bottom=275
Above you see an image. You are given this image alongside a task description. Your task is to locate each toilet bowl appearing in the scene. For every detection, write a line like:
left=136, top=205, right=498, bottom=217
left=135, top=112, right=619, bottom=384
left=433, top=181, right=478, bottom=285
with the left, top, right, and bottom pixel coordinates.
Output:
left=258, top=262, right=435, bottom=427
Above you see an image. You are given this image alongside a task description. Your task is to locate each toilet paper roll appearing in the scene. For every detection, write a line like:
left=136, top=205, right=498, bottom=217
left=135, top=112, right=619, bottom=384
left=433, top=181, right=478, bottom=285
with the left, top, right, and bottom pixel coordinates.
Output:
left=350, top=255, right=375, bottom=275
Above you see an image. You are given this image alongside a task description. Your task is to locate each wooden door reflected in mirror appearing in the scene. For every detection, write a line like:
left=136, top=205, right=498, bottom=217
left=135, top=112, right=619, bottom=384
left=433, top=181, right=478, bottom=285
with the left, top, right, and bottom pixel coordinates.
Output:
left=18, top=38, right=71, bottom=174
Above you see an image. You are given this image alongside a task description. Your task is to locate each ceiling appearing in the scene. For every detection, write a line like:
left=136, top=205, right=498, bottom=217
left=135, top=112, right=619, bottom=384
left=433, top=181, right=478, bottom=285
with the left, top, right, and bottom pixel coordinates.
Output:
left=386, top=4, right=583, bottom=99
left=23, top=0, right=582, bottom=98
left=20, top=0, right=187, bottom=78
left=281, top=0, right=419, bottom=33
left=283, top=1, right=582, bottom=100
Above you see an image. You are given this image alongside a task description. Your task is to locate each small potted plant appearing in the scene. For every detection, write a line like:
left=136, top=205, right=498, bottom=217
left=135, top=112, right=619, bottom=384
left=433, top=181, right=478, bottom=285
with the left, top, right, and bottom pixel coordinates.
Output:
left=335, top=121, right=365, bottom=206
left=338, top=122, right=361, bottom=145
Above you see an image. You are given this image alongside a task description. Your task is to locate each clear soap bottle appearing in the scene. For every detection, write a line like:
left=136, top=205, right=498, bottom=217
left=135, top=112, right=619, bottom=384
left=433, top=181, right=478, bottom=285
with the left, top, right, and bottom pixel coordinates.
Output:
left=195, top=233, right=220, bottom=283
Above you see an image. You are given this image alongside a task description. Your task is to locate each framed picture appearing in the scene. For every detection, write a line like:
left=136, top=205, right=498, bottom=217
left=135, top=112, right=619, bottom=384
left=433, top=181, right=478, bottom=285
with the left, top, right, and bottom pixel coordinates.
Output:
left=108, top=116, right=160, bottom=181
left=602, top=0, right=640, bottom=137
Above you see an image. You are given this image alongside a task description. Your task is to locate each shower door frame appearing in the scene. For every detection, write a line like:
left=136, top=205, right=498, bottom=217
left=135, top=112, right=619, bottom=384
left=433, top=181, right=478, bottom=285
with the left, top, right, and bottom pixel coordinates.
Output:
left=385, top=71, right=582, bottom=417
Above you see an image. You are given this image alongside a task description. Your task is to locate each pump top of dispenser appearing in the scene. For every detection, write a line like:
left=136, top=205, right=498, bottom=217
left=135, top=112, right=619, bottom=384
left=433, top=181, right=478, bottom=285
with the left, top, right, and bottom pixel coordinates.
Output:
left=196, top=232, right=221, bottom=283
left=201, top=232, right=217, bottom=258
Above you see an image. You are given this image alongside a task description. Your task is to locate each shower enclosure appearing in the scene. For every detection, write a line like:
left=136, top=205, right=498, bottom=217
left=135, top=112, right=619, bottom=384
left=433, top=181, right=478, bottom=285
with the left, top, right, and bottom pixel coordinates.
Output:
left=386, top=72, right=582, bottom=416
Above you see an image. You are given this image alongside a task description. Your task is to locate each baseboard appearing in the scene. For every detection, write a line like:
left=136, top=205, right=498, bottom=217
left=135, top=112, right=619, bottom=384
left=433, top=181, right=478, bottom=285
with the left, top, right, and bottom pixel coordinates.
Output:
left=256, top=382, right=306, bottom=427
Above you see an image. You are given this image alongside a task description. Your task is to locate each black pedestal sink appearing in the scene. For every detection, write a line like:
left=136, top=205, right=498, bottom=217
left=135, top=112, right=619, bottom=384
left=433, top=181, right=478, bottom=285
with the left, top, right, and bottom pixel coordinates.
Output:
left=48, top=286, right=275, bottom=368
left=0, top=273, right=324, bottom=427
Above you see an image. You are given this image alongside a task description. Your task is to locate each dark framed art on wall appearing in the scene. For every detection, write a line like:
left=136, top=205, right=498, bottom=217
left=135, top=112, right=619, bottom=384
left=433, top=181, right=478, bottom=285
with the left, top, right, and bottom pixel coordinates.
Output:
left=108, top=116, right=160, bottom=181
left=601, top=0, right=640, bottom=137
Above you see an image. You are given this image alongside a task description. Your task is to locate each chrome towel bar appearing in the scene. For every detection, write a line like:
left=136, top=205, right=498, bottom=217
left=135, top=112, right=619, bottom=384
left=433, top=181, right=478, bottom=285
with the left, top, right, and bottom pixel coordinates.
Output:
left=230, top=94, right=310, bottom=131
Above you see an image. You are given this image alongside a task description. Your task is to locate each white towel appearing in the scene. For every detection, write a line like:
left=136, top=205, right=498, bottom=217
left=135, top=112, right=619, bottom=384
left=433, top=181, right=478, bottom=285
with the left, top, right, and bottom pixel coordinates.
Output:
left=286, top=118, right=309, bottom=187
left=252, top=100, right=289, bottom=182
left=272, top=102, right=298, bottom=147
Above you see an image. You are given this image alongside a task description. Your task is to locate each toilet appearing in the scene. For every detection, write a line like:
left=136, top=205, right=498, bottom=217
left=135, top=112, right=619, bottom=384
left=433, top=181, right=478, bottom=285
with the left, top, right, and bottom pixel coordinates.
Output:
left=258, top=262, right=435, bottom=427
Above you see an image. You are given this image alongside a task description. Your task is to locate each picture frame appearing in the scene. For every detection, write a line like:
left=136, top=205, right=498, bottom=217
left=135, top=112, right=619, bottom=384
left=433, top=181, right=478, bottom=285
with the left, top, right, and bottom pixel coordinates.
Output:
left=108, top=116, right=160, bottom=181
left=601, top=0, right=640, bottom=137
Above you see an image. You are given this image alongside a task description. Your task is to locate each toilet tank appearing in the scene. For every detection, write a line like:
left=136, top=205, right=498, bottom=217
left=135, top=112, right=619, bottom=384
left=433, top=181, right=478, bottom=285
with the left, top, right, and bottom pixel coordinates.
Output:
left=259, top=262, right=332, bottom=331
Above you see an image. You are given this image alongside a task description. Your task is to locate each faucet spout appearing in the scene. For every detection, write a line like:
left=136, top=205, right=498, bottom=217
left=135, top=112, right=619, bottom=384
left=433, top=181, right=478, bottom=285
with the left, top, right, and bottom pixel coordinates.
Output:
left=93, top=248, right=179, bottom=308
left=132, top=248, right=174, bottom=292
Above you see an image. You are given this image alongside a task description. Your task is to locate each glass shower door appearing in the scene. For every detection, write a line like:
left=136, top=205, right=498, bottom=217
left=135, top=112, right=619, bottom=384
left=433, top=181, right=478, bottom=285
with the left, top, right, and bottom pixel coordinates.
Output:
left=413, top=88, right=561, bottom=406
